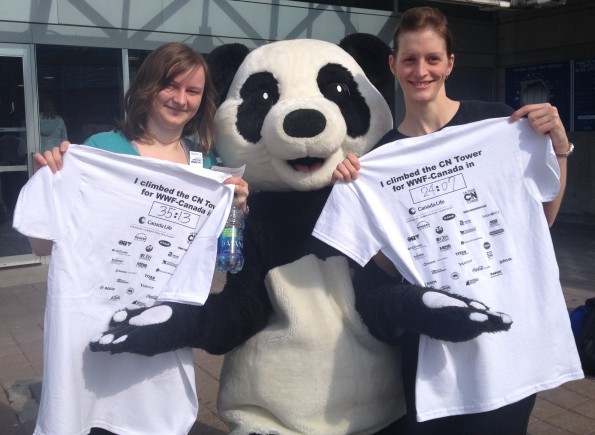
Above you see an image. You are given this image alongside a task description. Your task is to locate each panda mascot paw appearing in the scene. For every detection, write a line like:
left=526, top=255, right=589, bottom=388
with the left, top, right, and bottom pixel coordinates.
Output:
left=416, top=287, right=512, bottom=341
left=89, top=302, right=200, bottom=356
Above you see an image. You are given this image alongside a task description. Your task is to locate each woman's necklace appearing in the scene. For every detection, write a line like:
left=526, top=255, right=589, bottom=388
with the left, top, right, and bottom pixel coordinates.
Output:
left=133, top=138, right=188, bottom=163
left=152, top=136, right=182, bottom=147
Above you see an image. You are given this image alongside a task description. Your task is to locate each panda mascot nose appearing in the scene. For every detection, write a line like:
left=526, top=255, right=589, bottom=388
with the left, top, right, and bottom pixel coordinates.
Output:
left=283, top=109, right=326, bottom=138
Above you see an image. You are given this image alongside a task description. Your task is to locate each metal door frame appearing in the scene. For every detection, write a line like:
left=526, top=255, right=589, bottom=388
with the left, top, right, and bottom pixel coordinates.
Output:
left=0, top=43, right=42, bottom=268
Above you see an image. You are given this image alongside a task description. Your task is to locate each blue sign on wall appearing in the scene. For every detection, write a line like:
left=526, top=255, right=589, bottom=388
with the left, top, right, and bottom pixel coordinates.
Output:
left=574, top=58, right=595, bottom=132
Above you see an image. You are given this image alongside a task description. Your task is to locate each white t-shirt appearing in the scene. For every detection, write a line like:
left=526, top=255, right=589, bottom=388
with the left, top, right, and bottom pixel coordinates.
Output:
left=313, top=118, right=583, bottom=421
left=13, top=145, right=234, bottom=435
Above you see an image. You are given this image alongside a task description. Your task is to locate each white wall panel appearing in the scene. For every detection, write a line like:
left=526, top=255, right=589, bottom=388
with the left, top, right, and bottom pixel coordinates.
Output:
left=0, top=0, right=395, bottom=48
left=0, top=22, right=34, bottom=44
left=55, top=0, right=165, bottom=31
left=0, top=0, right=58, bottom=23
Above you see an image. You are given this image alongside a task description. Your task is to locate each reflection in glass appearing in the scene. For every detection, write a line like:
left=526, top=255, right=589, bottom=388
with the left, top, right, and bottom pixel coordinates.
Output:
left=0, top=55, right=30, bottom=255
left=39, top=91, right=68, bottom=153
left=128, top=49, right=151, bottom=83
left=36, top=45, right=124, bottom=144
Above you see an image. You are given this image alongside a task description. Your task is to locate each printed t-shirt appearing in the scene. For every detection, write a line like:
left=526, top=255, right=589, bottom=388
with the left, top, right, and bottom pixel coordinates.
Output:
left=13, top=144, right=234, bottom=435
left=313, top=118, right=583, bottom=421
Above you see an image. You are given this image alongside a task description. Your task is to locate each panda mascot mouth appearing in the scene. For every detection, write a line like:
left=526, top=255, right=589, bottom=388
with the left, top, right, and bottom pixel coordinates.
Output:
left=288, top=157, right=325, bottom=173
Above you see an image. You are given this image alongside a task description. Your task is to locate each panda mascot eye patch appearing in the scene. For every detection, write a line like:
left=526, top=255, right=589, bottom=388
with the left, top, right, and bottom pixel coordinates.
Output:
left=324, top=83, right=350, bottom=97
left=317, top=63, right=371, bottom=138
left=237, top=71, right=280, bottom=143
left=249, top=89, right=273, bottom=106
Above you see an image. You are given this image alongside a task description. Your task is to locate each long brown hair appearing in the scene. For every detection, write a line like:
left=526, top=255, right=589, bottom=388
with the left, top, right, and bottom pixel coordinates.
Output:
left=120, top=43, right=217, bottom=154
left=393, top=7, right=454, bottom=56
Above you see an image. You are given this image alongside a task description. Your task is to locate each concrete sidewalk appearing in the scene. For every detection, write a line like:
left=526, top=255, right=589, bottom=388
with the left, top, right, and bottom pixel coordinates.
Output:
left=1, top=221, right=594, bottom=434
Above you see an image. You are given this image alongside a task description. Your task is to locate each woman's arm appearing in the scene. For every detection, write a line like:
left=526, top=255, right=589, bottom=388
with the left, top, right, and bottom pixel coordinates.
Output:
left=28, top=237, right=53, bottom=256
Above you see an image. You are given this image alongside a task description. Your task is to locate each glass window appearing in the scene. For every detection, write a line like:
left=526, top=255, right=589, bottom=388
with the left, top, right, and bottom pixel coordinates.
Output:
left=36, top=45, right=124, bottom=147
left=0, top=54, right=28, bottom=249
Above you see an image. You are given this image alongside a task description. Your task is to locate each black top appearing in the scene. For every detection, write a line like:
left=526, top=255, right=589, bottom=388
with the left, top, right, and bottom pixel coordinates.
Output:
left=375, top=100, right=514, bottom=148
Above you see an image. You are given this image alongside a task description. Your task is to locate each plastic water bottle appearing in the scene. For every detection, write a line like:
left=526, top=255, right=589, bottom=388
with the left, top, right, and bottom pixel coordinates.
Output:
left=216, top=202, right=245, bottom=273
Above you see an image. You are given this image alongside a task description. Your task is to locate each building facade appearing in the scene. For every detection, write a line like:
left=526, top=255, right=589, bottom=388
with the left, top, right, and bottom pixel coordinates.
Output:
left=0, top=0, right=593, bottom=267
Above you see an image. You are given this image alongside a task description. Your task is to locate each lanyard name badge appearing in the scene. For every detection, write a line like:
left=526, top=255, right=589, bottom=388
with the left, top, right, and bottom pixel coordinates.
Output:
left=189, top=151, right=203, bottom=167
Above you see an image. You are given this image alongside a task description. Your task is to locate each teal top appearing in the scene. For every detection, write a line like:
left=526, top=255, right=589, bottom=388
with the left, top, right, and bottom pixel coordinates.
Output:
left=84, top=130, right=218, bottom=169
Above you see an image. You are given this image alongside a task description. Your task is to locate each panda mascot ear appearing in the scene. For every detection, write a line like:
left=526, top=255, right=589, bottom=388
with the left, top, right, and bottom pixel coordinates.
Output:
left=339, top=33, right=393, bottom=99
left=207, top=43, right=250, bottom=105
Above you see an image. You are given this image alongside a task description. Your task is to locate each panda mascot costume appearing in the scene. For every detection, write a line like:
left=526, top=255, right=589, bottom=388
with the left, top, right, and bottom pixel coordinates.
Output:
left=90, top=35, right=510, bottom=434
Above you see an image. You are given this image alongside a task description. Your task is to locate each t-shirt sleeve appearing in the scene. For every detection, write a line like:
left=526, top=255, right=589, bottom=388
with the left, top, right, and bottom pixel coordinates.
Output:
left=12, top=153, right=81, bottom=242
left=313, top=182, right=382, bottom=267
left=517, top=119, right=561, bottom=202
left=158, top=185, right=234, bottom=305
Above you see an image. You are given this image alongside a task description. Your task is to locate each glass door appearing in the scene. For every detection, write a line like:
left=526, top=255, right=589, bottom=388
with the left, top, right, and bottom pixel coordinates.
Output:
left=0, top=45, right=38, bottom=267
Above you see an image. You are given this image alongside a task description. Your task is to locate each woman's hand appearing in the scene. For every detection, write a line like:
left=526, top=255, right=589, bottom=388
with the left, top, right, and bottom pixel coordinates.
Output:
left=34, top=141, right=70, bottom=173
left=28, top=237, right=53, bottom=257
left=224, top=176, right=250, bottom=214
left=510, top=103, right=570, bottom=155
left=332, top=152, right=361, bottom=183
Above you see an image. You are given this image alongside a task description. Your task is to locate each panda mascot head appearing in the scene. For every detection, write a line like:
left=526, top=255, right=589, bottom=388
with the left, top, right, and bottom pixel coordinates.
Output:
left=209, top=34, right=394, bottom=190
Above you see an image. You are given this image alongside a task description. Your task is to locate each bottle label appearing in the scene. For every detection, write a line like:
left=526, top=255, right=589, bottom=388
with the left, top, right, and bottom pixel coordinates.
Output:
left=217, top=227, right=244, bottom=255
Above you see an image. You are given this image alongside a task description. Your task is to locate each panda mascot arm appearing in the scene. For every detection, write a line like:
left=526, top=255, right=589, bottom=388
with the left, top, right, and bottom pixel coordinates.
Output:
left=89, top=210, right=274, bottom=356
left=350, top=260, right=511, bottom=344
